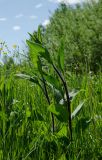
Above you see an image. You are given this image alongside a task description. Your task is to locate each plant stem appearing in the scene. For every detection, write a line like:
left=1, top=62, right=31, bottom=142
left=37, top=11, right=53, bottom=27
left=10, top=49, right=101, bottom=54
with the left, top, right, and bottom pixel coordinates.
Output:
left=42, top=77, right=54, bottom=134
left=52, top=64, right=72, bottom=140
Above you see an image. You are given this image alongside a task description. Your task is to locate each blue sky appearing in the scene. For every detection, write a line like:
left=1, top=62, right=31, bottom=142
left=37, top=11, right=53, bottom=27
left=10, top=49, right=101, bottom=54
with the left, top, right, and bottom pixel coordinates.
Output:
left=0, top=0, right=84, bottom=49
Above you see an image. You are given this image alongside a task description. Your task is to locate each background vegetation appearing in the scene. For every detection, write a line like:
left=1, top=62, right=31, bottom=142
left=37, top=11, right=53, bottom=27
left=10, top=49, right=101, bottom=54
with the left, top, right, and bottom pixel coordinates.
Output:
left=0, top=0, right=102, bottom=159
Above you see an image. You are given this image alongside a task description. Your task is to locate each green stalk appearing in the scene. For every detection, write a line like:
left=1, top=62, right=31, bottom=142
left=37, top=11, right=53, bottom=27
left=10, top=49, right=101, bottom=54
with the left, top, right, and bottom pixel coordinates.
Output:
left=52, top=64, right=72, bottom=140
left=42, top=77, right=54, bottom=134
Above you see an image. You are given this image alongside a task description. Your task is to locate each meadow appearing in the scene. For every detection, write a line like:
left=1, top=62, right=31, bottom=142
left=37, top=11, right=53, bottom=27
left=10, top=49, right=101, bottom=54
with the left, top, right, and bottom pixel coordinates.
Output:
left=0, top=1, right=102, bottom=159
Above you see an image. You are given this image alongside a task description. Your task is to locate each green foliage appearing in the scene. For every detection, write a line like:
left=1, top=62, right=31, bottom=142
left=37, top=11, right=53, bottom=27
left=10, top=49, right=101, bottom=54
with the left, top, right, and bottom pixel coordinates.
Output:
left=0, top=59, right=102, bottom=159
left=43, top=1, right=102, bottom=73
left=0, top=1, right=102, bottom=159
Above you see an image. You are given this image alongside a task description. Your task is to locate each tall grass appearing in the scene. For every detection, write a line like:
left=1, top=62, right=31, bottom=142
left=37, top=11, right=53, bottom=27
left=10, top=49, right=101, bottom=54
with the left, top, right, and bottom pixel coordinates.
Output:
left=0, top=62, right=102, bottom=159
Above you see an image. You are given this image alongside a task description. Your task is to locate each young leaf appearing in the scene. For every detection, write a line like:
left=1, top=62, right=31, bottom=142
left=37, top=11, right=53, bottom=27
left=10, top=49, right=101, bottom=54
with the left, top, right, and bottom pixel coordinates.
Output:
left=71, top=101, right=85, bottom=120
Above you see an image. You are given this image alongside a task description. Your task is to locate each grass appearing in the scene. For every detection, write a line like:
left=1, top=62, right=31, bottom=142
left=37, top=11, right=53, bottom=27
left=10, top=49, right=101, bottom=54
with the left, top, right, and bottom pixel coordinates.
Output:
left=0, top=30, right=102, bottom=159
left=0, top=63, right=102, bottom=159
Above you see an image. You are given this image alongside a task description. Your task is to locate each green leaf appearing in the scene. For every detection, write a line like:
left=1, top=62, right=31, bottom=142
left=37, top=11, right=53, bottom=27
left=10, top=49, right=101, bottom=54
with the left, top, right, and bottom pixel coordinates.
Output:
left=16, top=73, right=40, bottom=86
left=59, top=90, right=81, bottom=105
left=28, top=31, right=40, bottom=44
left=57, top=125, right=67, bottom=137
left=37, top=57, right=43, bottom=76
left=26, top=40, right=45, bottom=67
left=27, top=40, right=52, bottom=65
left=43, top=73, right=64, bottom=101
left=39, top=49, right=53, bottom=64
left=69, top=89, right=85, bottom=101
left=71, top=101, right=85, bottom=120
left=58, top=40, right=64, bottom=71
left=37, top=26, right=42, bottom=43
left=28, top=32, right=36, bottom=42
left=44, top=74, right=60, bottom=90
left=69, top=90, right=79, bottom=99
left=54, top=89, right=63, bottom=104
left=48, top=103, right=68, bottom=123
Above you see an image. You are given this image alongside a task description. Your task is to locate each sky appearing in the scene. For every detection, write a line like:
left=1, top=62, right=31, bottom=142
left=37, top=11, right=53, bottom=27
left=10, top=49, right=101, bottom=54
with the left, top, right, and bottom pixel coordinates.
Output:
left=0, top=0, right=85, bottom=49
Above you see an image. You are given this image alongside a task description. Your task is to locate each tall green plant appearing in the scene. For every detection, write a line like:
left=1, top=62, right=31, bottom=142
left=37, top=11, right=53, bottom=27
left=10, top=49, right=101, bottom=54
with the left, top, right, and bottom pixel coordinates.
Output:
left=16, top=26, right=85, bottom=141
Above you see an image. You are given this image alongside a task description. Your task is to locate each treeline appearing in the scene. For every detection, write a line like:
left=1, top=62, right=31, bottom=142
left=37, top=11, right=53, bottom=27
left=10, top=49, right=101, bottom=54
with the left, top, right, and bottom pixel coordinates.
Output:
left=41, top=0, right=102, bottom=73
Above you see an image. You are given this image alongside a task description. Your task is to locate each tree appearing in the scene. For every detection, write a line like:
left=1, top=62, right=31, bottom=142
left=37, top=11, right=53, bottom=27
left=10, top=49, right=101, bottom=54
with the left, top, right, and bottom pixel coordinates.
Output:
left=42, top=1, right=102, bottom=73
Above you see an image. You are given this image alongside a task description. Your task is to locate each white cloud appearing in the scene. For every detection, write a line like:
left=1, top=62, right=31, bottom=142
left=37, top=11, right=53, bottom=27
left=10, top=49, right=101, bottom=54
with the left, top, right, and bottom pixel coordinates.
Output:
left=29, top=15, right=37, bottom=20
left=15, top=14, right=24, bottom=18
left=42, top=19, right=50, bottom=27
left=13, top=26, right=21, bottom=31
left=35, top=3, right=43, bottom=9
left=0, top=17, right=7, bottom=21
left=48, top=0, right=84, bottom=4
